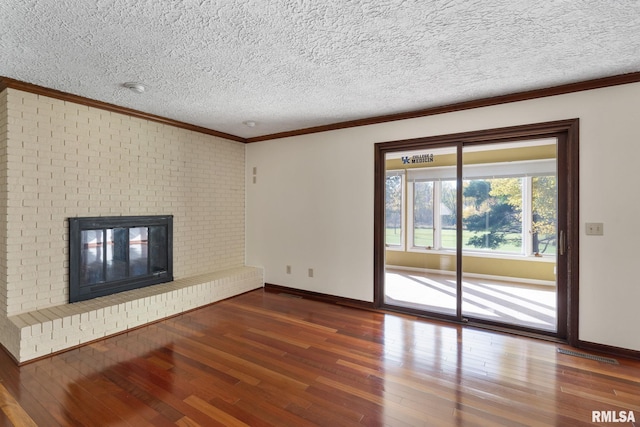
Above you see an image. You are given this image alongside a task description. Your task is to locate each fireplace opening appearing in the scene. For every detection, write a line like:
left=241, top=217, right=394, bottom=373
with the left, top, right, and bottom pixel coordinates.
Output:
left=69, top=215, right=173, bottom=303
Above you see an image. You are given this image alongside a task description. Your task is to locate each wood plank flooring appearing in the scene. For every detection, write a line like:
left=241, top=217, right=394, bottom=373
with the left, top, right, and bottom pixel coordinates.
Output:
left=1, top=289, right=639, bottom=426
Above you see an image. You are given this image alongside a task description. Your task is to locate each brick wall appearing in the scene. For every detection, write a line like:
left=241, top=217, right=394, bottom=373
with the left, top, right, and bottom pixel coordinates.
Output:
left=3, top=88, right=246, bottom=317
left=0, top=89, right=7, bottom=321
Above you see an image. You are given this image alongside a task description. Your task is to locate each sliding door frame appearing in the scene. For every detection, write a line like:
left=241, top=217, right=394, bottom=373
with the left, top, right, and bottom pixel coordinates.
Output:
left=374, top=119, right=580, bottom=344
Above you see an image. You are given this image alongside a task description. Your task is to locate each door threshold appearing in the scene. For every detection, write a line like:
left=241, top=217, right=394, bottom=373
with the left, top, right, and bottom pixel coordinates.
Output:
left=464, top=320, right=566, bottom=344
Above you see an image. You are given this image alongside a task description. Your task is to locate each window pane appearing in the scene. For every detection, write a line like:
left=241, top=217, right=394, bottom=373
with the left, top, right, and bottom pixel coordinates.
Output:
left=149, top=226, right=169, bottom=274
left=385, top=175, right=403, bottom=246
left=413, top=181, right=434, bottom=247
left=440, top=180, right=457, bottom=249
left=462, top=178, right=523, bottom=253
left=80, top=229, right=104, bottom=285
left=532, top=176, right=557, bottom=255
left=129, top=227, right=149, bottom=277
left=106, top=228, right=128, bottom=281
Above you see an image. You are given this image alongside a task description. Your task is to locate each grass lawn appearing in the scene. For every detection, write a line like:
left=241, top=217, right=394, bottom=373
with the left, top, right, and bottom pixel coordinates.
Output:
left=386, top=228, right=556, bottom=255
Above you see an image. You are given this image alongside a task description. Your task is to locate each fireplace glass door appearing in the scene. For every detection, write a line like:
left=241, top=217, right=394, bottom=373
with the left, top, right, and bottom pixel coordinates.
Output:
left=69, top=216, right=173, bottom=303
left=80, top=226, right=167, bottom=285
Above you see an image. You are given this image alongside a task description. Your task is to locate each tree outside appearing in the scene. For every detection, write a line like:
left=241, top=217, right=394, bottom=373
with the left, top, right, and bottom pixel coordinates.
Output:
left=531, top=176, right=557, bottom=254
left=385, top=175, right=402, bottom=245
left=462, top=176, right=556, bottom=254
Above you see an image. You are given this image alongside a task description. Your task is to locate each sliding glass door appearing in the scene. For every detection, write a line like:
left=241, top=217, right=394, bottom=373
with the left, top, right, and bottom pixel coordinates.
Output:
left=460, top=140, right=558, bottom=332
left=384, top=146, right=459, bottom=318
left=375, top=120, right=577, bottom=340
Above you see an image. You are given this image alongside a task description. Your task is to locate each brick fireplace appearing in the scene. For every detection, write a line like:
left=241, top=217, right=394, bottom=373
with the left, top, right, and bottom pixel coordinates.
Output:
left=0, top=88, right=263, bottom=363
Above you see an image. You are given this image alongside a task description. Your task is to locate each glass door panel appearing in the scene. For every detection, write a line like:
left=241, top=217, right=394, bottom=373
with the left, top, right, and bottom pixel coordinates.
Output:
left=461, top=139, right=558, bottom=332
left=383, top=146, right=458, bottom=317
left=377, top=121, right=575, bottom=341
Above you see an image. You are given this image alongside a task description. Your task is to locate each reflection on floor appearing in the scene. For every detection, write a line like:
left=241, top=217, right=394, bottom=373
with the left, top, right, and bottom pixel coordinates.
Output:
left=385, top=269, right=557, bottom=331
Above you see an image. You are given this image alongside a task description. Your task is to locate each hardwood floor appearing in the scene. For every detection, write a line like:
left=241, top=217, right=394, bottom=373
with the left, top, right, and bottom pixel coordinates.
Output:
left=1, top=289, right=638, bottom=426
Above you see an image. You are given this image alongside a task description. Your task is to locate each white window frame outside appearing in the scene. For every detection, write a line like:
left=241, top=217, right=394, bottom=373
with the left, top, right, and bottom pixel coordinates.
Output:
left=385, top=170, right=406, bottom=251
left=405, top=159, right=556, bottom=258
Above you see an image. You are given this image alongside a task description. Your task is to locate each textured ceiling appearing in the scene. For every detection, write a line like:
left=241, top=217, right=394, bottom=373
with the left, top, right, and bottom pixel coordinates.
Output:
left=1, top=1, right=640, bottom=139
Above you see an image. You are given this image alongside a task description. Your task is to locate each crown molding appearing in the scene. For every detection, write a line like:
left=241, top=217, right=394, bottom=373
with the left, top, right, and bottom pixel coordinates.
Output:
left=0, top=76, right=246, bottom=143
left=246, top=71, right=640, bottom=142
left=3, top=72, right=640, bottom=144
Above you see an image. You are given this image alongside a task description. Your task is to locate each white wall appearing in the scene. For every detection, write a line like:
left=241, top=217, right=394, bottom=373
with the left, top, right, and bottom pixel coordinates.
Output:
left=246, top=82, right=640, bottom=352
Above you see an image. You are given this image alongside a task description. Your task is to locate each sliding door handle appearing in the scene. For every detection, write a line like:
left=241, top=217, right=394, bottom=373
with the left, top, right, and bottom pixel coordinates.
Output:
left=559, top=230, right=565, bottom=256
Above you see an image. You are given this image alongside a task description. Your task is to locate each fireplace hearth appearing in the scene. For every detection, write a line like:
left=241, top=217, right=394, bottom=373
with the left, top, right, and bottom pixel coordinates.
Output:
left=69, top=215, right=173, bottom=303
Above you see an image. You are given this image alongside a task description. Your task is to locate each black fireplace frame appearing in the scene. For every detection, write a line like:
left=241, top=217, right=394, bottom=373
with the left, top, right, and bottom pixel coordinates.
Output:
left=69, top=215, right=173, bottom=303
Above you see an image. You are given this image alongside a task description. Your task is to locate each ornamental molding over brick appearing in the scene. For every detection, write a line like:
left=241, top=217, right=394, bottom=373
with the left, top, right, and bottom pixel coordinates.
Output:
left=3, top=73, right=640, bottom=142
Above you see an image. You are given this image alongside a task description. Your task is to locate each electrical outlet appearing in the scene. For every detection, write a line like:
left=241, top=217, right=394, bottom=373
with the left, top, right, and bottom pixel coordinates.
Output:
left=286, top=265, right=291, bottom=274
left=308, top=268, right=314, bottom=278
left=585, top=222, right=604, bottom=236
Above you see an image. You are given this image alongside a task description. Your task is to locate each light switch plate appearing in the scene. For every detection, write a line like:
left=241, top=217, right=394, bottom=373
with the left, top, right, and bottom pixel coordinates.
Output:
left=585, top=222, right=604, bottom=236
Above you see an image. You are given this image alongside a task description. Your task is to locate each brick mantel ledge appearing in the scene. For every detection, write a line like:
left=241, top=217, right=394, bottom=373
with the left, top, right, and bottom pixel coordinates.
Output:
left=5, top=266, right=264, bottom=364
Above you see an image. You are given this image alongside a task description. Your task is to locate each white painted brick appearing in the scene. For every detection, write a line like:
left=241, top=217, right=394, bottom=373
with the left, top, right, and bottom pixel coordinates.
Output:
left=2, top=89, right=259, bottom=362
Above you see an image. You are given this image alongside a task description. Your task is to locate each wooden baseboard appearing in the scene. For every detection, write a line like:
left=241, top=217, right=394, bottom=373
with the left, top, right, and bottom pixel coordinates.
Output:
left=577, top=340, right=640, bottom=362
left=263, top=283, right=375, bottom=310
